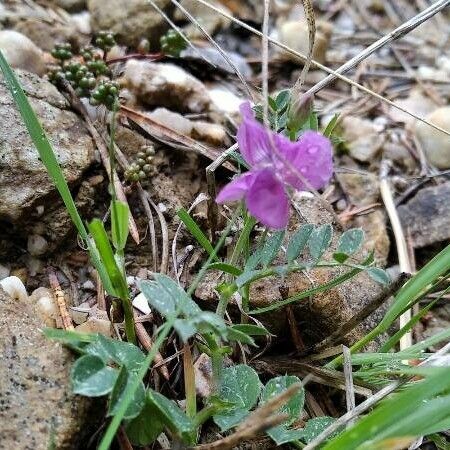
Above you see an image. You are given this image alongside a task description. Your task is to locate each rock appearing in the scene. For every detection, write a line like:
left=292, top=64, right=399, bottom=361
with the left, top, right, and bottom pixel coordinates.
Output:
left=341, top=116, right=385, bottom=163
left=132, top=292, right=151, bottom=315
left=148, top=107, right=228, bottom=146
left=30, top=287, right=59, bottom=328
left=75, top=317, right=113, bottom=336
left=208, top=85, right=242, bottom=117
left=398, top=182, right=450, bottom=248
left=278, top=19, right=332, bottom=64
left=0, top=288, right=96, bottom=449
left=0, top=30, right=45, bottom=76
left=48, top=0, right=86, bottom=12
left=196, top=197, right=387, bottom=347
left=194, top=353, right=213, bottom=398
left=27, top=234, right=49, bottom=256
left=389, top=89, right=436, bottom=128
left=0, top=70, right=95, bottom=224
left=414, top=107, right=450, bottom=169
left=337, top=172, right=389, bottom=263
left=175, top=0, right=231, bottom=38
left=337, top=172, right=380, bottom=206
left=0, top=264, right=10, bottom=280
left=123, top=60, right=211, bottom=112
left=87, top=0, right=172, bottom=48
left=71, top=11, right=92, bottom=35
left=383, top=142, right=416, bottom=172
left=0, top=276, right=28, bottom=301
left=14, top=18, right=82, bottom=53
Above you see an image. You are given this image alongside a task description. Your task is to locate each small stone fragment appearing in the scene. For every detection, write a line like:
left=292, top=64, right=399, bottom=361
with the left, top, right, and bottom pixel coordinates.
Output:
left=27, top=234, right=49, bottom=256
left=398, top=181, right=450, bottom=248
left=341, top=116, right=385, bottom=163
left=193, top=353, right=213, bottom=398
left=278, top=20, right=332, bottom=64
left=0, top=276, right=28, bottom=301
left=413, top=107, right=450, bottom=169
left=0, top=264, right=10, bottom=280
left=87, top=0, right=171, bottom=48
left=0, top=30, right=46, bottom=75
left=123, top=60, right=211, bottom=112
left=75, top=317, right=113, bottom=336
left=337, top=172, right=380, bottom=205
left=132, top=292, right=151, bottom=315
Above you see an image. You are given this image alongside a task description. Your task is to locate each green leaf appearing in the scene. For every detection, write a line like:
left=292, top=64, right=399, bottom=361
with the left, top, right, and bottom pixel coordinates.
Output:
left=337, top=228, right=364, bottom=256
left=333, top=252, right=349, bottom=263
left=148, top=390, right=196, bottom=444
left=268, top=96, right=277, bottom=111
left=84, top=334, right=145, bottom=372
left=267, top=427, right=306, bottom=445
left=235, top=269, right=261, bottom=288
left=367, top=267, right=391, bottom=285
left=308, top=224, right=333, bottom=261
left=125, top=395, right=164, bottom=446
left=244, top=246, right=264, bottom=271
left=174, top=311, right=228, bottom=342
left=287, top=224, right=314, bottom=263
left=43, top=328, right=95, bottom=352
left=214, top=408, right=250, bottom=432
left=261, top=375, right=304, bottom=445
left=88, top=218, right=128, bottom=299
left=323, top=114, right=340, bottom=138
left=230, top=324, right=270, bottom=336
left=140, top=274, right=200, bottom=318
left=275, top=89, right=291, bottom=111
left=71, top=354, right=118, bottom=397
left=213, top=365, right=262, bottom=431
left=108, top=366, right=145, bottom=419
left=177, top=208, right=217, bottom=260
left=208, top=262, right=242, bottom=276
left=111, top=200, right=129, bottom=252
left=225, top=327, right=256, bottom=346
left=261, top=231, right=285, bottom=267
left=301, top=417, right=336, bottom=443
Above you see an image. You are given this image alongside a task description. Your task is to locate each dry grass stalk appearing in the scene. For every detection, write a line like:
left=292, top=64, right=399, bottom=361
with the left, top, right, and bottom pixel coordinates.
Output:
left=48, top=268, right=74, bottom=330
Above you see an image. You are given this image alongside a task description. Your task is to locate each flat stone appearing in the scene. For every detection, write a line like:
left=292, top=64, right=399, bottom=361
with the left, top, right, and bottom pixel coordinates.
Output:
left=0, top=288, right=96, bottom=449
left=398, top=181, right=450, bottom=248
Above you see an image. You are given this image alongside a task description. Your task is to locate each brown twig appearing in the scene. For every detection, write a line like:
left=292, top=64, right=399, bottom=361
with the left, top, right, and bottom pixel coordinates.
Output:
left=48, top=268, right=74, bottom=330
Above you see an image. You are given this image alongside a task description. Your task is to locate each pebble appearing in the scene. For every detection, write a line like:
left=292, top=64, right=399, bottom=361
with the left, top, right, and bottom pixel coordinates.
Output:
left=27, top=234, right=49, bottom=256
left=0, top=264, right=10, bottom=280
left=414, top=107, right=450, bottom=169
left=132, top=292, right=151, bottom=315
left=278, top=19, right=332, bottom=64
left=0, top=276, right=28, bottom=301
left=123, top=60, right=211, bottom=113
left=148, top=107, right=227, bottom=146
left=75, top=317, right=113, bottom=336
left=0, top=30, right=46, bottom=76
left=341, top=116, right=385, bottom=163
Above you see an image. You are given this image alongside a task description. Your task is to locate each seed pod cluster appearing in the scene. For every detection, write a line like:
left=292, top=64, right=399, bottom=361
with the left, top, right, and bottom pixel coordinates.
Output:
left=160, top=29, right=186, bottom=57
left=124, top=146, right=156, bottom=182
left=95, top=31, right=116, bottom=53
left=48, top=31, right=120, bottom=110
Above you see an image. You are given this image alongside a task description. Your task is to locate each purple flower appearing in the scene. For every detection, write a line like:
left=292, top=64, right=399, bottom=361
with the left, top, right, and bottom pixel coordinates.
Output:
left=216, top=102, right=333, bottom=229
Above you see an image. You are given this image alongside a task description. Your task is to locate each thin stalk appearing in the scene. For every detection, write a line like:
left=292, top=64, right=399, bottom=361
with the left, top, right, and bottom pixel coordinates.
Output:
left=183, top=344, right=197, bottom=418
left=230, top=213, right=257, bottom=267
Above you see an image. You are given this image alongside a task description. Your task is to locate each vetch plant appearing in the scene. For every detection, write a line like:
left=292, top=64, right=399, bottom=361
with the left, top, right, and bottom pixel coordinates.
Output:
left=216, top=102, right=333, bottom=229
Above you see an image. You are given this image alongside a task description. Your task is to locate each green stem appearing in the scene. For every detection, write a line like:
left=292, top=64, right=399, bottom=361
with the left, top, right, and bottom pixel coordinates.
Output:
left=193, top=404, right=220, bottom=428
left=230, top=213, right=256, bottom=267
left=122, top=296, right=137, bottom=345
left=203, top=333, right=223, bottom=393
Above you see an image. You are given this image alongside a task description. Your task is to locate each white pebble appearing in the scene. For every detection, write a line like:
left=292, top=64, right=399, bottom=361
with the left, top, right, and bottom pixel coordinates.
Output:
left=27, top=234, right=48, bottom=256
left=0, top=276, right=28, bottom=301
left=132, top=292, right=151, bottom=315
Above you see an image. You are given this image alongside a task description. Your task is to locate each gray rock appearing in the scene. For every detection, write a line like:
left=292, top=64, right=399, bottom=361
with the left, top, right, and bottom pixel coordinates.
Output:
left=123, top=60, right=211, bottom=112
left=0, top=288, right=96, bottom=449
left=87, top=0, right=172, bottom=48
left=398, top=182, right=450, bottom=248
left=414, top=107, right=450, bottom=169
left=0, top=70, right=95, bottom=223
left=0, top=30, right=45, bottom=76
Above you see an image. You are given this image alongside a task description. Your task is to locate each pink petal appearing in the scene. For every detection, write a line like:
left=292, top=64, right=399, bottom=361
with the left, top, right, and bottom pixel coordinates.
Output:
left=237, top=102, right=274, bottom=167
left=276, top=131, right=333, bottom=191
left=245, top=169, right=289, bottom=229
left=216, top=172, right=258, bottom=203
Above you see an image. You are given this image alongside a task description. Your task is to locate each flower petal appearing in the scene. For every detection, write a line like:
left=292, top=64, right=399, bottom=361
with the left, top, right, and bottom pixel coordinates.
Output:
left=276, top=130, right=333, bottom=191
left=216, top=172, right=258, bottom=203
left=245, top=169, right=289, bottom=229
left=237, top=102, right=274, bottom=167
